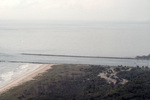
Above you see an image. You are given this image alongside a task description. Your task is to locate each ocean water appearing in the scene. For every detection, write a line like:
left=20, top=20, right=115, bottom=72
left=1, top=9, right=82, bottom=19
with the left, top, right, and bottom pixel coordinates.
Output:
left=0, top=53, right=150, bottom=88
left=0, top=21, right=150, bottom=57
left=0, top=62, right=41, bottom=88
left=0, top=21, right=150, bottom=88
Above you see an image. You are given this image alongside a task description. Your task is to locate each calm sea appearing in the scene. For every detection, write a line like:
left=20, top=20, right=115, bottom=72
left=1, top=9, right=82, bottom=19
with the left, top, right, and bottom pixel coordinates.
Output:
left=0, top=21, right=150, bottom=87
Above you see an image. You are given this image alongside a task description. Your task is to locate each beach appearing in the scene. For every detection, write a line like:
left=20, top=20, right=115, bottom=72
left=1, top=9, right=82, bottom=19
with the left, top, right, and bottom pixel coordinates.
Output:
left=0, top=64, right=54, bottom=94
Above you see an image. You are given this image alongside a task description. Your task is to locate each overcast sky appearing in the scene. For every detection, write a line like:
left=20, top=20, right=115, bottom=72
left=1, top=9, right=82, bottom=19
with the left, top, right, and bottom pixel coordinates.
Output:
left=0, top=0, right=150, bottom=57
left=0, top=0, right=150, bottom=22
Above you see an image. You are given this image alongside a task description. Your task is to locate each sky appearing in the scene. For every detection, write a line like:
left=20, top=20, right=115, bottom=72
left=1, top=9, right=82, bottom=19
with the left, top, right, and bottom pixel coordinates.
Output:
left=0, top=0, right=150, bottom=22
left=0, top=0, right=150, bottom=57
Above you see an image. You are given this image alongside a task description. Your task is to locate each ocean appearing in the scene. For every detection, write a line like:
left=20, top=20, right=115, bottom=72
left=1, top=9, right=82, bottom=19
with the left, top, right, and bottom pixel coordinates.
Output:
left=0, top=21, right=150, bottom=88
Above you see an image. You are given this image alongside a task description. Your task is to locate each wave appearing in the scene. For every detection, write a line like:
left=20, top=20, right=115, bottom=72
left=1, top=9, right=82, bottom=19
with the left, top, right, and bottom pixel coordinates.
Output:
left=0, top=63, right=42, bottom=88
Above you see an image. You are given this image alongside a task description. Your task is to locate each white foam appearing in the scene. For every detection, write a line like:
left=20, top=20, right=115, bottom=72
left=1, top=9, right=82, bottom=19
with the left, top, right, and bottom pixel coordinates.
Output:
left=0, top=63, right=42, bottom=88
left=0, top=71, right=14, bottom=81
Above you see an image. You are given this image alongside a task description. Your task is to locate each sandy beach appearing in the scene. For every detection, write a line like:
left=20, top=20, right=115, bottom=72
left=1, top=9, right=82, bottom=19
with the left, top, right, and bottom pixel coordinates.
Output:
left=0, top=64, right=54, bottom=94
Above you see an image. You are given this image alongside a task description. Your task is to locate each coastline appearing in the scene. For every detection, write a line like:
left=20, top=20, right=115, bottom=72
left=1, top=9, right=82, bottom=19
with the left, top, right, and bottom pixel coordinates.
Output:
left=0, top=64, right=54, bottom=94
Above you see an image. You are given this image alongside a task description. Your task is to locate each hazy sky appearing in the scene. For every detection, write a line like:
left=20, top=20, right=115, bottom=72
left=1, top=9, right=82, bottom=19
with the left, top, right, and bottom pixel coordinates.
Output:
left=0, top=0, right=150, bottom=22
left=0, top=0, right=150, bottom=57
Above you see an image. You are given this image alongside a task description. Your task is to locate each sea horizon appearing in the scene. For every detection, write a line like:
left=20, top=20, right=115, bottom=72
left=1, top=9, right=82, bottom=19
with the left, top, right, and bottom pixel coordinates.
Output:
left=1, top=21, right=150, bottom=57
left=0, top=20, right=150, bottom=92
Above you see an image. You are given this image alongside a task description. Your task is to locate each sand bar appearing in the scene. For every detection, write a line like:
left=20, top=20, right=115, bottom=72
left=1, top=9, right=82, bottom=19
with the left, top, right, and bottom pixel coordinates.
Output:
left=0, top=64, right=54, bottom=94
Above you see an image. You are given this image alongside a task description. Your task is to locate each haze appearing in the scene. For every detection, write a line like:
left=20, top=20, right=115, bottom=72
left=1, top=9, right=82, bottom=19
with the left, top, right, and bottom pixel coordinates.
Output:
left=0, top=0, right=150, bottom=22
left=0, top=0, right=150, bottom=57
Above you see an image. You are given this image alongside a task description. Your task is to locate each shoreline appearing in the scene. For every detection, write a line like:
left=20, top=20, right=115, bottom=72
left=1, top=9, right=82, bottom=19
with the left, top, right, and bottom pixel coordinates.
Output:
left=0, top=64, right=54, bottom=94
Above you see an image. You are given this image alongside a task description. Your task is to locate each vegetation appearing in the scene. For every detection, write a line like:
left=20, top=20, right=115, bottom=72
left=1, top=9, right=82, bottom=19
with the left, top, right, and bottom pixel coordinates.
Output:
left=105, top=67, right=150, bottom=100
left=136, top=54, right=150, bottom=60
left=0, top=64, right=150, bottom=100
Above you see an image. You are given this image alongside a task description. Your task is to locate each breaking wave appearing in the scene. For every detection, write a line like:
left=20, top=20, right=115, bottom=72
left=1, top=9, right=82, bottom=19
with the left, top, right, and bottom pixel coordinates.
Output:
left=0, top=63, right=42, bottom=88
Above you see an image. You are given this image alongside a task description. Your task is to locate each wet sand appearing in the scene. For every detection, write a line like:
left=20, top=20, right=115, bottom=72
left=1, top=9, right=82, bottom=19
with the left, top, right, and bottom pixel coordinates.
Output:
left=0, top=64, right=54, bottom=94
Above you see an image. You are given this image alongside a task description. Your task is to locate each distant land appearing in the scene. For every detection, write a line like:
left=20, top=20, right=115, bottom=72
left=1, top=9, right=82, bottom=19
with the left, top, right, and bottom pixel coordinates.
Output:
left=136, top=54, right=150, bottom=60
left=22, top=53, right=150, bottom=60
